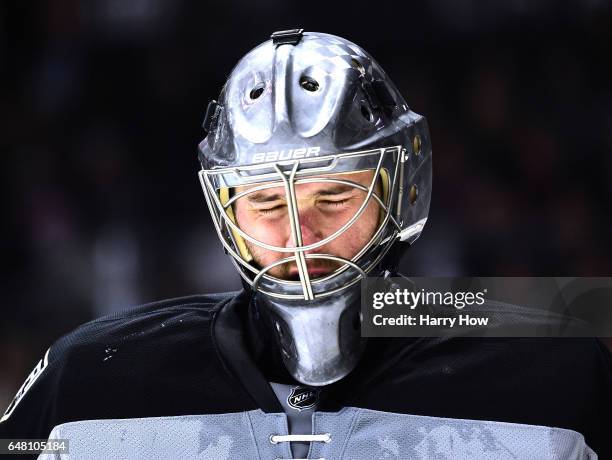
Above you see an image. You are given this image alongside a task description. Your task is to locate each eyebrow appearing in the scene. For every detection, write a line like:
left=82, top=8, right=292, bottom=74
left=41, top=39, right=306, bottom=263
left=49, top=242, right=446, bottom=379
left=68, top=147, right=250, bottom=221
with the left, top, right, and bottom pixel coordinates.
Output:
left=246, top=192, right=285, bottom=203
left=246, top=184, right=355, bottom=204
left=317, top=184, right=355, bottom=196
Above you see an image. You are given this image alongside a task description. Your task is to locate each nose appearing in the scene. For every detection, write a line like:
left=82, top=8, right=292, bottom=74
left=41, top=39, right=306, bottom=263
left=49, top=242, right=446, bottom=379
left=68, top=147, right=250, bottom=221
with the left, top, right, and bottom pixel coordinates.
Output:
left=286, top=208, right=322, bottom=250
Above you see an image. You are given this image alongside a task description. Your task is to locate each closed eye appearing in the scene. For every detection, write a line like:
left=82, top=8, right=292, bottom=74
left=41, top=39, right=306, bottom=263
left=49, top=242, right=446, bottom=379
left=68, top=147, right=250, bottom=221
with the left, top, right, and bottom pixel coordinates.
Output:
left=319, top=198, right=350, bottom=208
left=258, top=204, right=286, bottom=215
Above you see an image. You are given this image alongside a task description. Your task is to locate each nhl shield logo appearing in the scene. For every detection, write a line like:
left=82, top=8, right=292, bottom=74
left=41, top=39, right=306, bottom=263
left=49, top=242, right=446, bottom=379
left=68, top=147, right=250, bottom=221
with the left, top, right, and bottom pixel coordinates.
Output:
left=287, top=386, right=319, bottom=411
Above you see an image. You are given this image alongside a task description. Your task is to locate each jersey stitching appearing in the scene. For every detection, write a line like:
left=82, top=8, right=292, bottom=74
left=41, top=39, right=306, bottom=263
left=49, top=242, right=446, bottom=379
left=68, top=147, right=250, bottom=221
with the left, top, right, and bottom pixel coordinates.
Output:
left=244, top=411, right=263, bottom=460
left=338, top=408, right=361, bottom=459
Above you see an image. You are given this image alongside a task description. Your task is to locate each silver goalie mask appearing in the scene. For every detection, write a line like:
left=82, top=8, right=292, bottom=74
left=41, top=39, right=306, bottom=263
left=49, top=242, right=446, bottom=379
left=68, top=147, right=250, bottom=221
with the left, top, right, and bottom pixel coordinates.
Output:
left=198, top=29, right=432, bottom=386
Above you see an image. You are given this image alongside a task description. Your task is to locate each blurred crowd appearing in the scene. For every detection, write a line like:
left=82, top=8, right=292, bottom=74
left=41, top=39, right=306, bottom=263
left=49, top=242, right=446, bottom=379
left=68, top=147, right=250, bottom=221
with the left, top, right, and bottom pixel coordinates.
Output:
left=1, top=1, right=611, bottom=409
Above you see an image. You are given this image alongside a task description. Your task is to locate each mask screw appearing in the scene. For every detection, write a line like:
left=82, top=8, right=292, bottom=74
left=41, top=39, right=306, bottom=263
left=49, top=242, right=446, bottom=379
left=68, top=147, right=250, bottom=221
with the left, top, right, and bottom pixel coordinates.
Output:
left=409, top=184, right=418, bottom=205
left=350, top=58, right=365, bottom=75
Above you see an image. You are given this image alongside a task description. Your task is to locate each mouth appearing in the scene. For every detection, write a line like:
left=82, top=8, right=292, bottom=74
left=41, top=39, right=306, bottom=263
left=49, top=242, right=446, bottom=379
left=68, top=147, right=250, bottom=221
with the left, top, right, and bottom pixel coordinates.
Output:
left=287, top=264, right=335, bottom=280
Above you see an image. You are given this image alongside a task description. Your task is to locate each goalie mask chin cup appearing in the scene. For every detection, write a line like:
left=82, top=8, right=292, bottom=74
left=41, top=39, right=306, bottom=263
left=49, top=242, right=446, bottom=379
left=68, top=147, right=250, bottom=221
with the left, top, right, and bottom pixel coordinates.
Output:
left=198, top=30, right=432, bottom=386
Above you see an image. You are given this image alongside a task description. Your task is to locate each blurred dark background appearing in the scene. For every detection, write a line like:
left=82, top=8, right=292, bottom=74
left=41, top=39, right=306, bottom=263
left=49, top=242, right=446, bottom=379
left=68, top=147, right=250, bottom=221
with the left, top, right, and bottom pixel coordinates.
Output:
left=1, top=1, right=611, bottom=408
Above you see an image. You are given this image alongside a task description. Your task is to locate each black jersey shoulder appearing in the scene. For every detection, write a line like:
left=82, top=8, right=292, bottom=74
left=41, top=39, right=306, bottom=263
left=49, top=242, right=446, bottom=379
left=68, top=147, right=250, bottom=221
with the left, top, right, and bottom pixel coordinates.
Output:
left=47, top=292, right=239, bottom=371
left=0, top=291, right=257, bottom=442
left=81, top=291, right=236, bottom=327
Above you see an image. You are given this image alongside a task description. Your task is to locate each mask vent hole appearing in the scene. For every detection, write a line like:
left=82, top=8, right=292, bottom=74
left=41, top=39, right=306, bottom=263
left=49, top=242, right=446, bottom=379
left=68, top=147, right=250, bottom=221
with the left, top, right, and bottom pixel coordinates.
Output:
left=300, top=76, right=319, bottom=92
left=249, top=84, right=265, bottom=100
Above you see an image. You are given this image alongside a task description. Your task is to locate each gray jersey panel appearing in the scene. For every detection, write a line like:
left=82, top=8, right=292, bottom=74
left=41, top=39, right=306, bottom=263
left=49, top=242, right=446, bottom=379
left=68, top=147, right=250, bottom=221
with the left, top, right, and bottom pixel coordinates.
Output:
left=310, top=408, right=597, bottom=460
left=38, top=411, right=288, bottom=460
left=39, top=408, right=596, bottom=460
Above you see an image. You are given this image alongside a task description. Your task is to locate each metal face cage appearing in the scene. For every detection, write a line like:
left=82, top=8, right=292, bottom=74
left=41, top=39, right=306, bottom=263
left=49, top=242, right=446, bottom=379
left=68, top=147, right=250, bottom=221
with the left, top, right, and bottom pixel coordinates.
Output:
left=199, top=145, right=416, bottom=301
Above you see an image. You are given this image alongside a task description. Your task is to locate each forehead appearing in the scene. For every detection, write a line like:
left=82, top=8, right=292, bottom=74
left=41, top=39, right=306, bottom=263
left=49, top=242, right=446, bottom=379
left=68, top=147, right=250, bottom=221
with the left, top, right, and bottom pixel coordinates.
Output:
left=233, top=170, right=376, bottom=196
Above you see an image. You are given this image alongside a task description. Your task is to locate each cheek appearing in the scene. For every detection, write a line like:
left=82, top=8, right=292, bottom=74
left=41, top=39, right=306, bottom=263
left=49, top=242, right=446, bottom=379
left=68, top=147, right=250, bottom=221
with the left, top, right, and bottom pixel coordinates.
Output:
left=327, top=201, right=380, bottom=256
left=250, top=220, right=287, bottom=247
left=234, top=207, right=288, bottom=265
left=235, top=207, right=277, bottom=242
left=233, top=205, right=251, bottom=232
